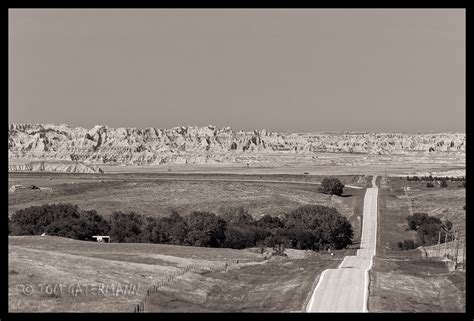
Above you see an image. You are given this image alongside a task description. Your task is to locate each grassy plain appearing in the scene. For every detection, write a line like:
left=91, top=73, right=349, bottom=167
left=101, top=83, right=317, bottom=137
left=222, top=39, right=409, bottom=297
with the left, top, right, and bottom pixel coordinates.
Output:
left=368, top=176, right=465, bottom=312
left=8, top=173, right=367, bottom=243
left=9, top=236, right=353, bottom=312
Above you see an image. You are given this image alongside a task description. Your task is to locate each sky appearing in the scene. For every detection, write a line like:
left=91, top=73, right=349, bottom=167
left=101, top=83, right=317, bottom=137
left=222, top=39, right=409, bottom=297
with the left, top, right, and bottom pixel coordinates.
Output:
left=9, top=9, right=465, bottom=133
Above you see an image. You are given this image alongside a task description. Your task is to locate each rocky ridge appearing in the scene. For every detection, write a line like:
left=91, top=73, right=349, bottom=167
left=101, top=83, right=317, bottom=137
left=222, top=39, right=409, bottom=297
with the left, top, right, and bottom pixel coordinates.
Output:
left=8, top=124, right=465, bottom=169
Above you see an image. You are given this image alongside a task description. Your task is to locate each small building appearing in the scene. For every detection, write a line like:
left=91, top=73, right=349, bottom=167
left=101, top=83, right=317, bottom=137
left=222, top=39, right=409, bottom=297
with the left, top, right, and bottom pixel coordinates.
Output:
left=92, top=235, right=110, bottom=243
left=9, top=185, right=26, bottom=192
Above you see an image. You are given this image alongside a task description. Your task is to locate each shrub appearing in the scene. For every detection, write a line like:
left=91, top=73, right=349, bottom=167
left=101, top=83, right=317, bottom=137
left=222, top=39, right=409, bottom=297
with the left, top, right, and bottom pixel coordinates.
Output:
left=320, top=177, right=345, bottom=196
left=397, top=239, right=417, bottom=250
left=426, top=182, right=434, bottom=188
left=406, top=212, right=446, bottom=246
left=219, top=206, right=254, bottom=225
left=284, top=205, right=353, bottom=250
left=9, top=204, right=110, bottom=240
left=185, top=211, right=227, bottom=247
left=109, top=211, right=145, bottom=243
left=406, top=212, right=441, bottom=231
left=440, top=180, right=448, bottom=188
left=417, top=222, right=443, bottom=246
left=10, top=203, right=80, bottom=236
left=223, top=225, right=257, bottom=249
left=155, top=211, right=189, bottom=245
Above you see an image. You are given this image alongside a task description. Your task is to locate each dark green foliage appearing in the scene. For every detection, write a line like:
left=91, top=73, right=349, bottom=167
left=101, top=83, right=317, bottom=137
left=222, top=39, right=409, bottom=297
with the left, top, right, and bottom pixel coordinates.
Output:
left=426, top=182, right=434, bottom=188
left=320, top=177, right=345, bottom=196
left=440, top=180, right=448, bottom=188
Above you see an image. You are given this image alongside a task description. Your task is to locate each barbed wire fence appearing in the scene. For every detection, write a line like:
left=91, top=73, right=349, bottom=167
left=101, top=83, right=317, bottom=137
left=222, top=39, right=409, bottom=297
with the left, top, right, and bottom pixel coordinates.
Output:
left=133, top=259, right=237, bottom=312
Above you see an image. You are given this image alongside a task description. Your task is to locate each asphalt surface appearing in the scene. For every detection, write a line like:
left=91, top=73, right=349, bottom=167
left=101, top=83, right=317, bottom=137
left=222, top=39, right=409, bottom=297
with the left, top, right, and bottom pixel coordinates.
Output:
left=306, top=176, right=378, bottom=312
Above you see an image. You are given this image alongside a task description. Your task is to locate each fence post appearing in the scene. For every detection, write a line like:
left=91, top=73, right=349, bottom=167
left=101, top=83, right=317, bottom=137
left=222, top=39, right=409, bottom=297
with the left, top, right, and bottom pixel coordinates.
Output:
left=463, top=240, right=466, bottom=270
left=437, top=231, right=441, bottom=257
left=444, top=232, right=448, bottom=257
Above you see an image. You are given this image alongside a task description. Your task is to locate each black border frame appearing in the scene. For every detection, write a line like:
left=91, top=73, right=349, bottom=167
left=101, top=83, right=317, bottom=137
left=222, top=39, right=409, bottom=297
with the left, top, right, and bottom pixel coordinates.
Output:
left=3, top=5, right=471, bottom=321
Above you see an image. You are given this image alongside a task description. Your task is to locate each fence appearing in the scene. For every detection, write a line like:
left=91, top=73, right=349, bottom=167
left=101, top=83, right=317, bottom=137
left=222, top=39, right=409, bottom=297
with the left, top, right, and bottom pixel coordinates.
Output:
left=421, top=237, right=466, bottom=271
left=133, top=259, right=239, bottom=312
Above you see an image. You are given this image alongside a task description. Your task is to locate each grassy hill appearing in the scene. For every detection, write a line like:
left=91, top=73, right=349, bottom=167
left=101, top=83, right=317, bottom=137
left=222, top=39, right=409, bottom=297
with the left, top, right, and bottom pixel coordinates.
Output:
left=9, top=236, right=352, bottom=312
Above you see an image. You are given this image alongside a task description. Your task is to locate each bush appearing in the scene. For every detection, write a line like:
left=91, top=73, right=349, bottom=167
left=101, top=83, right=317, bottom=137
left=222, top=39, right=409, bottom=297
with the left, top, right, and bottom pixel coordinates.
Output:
left=9, top=204, right=110, bottom=240
left=417, top=222, right=443, bottom=246
left=219, top=206, right=254, bottom=225
left=148, top=211, right=188, bottom=245
left=406, top=212, right=449, bottom=246
left=284, top=205, right=353, bottom=250
left=320, top=177, right=345, bottom=196
left=109, top=211, right=145, bottom=243
left=426, top=182, right=434, bottom=188
left=185, top=211, right=227, bottom=247
left=223, top=225, right=257, bottom=249
left=397, top=239, right=417, bottom=250
left=440, top=180, right=448, bottom=188
left=406, top=212, right=441, bottom=231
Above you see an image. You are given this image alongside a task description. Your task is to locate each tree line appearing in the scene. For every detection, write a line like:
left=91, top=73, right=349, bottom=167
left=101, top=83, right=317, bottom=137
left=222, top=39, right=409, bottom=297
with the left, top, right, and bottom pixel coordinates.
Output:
left=397, top=212, right=453, bottom=250
left=8, top=203, right=354, bottom=252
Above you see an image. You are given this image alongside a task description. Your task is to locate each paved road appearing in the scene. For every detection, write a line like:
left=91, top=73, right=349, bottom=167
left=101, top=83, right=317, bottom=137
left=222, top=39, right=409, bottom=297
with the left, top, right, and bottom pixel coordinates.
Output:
left=306, top=175, right=378, bottom=312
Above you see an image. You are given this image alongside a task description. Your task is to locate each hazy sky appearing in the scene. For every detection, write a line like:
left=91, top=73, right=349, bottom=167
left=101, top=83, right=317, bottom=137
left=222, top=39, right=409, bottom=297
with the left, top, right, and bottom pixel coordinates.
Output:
left=9, top=9, right=465, bottom=132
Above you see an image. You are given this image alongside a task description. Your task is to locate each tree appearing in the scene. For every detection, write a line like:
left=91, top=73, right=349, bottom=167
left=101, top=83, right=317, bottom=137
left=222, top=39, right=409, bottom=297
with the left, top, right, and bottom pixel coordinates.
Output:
left=219, top=206, right=254, bottom=225
left=185, top=211, right=227, bottom=247
left=78, top=210, right=110, bottom=240
left=320, top=177, right=345, bottom=196
left=155, top=211, right=189, bottom=245
left=417, top=222, right=443, bottom=246
left=10, top=203, right=81, bottom=236
left=406, top=213, right=429, bottom=231
left=284, top=205, right=353, bottom=250
left=109, top=211, right=145, bottom=243
left=223, top=225, right=256, bottom=249
left=9, top=204, right=110, bottom=240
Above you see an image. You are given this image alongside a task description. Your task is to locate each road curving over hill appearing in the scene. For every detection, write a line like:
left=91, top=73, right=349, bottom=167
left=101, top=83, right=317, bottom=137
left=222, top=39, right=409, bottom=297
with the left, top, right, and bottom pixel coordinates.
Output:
left=306, top=175, right=378, bottom=312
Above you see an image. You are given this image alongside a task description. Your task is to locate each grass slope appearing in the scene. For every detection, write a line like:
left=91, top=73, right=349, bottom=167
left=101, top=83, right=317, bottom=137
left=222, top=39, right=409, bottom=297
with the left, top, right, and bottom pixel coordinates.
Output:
left=9, top=236, right=352, bottom=312
left=368, top=176, right=465, bottom=312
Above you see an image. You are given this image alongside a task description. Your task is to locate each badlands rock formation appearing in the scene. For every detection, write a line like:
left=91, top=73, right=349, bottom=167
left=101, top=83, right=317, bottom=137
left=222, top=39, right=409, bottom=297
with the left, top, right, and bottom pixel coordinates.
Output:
left=8, top=123, right=465, bottom=171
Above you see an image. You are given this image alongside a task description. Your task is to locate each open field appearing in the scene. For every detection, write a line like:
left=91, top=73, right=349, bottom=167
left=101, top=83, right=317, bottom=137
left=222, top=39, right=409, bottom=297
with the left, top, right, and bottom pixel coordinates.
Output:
left=368, top=176, right=465, bottom=312
left=9, top=236, right=354, bottom=312
left=89, top=157, right=465, bottom=176
left=8, top=173, right=367, bottom=243
left=388, top=177, right=466, bottom=237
